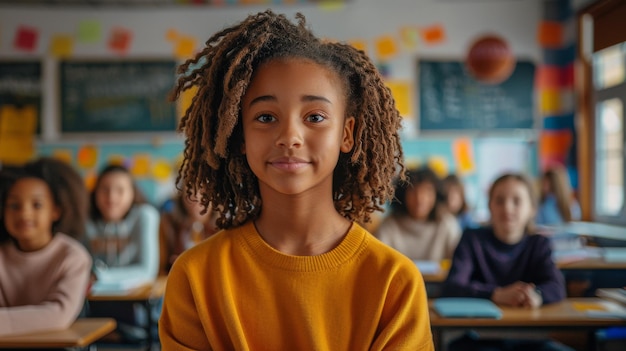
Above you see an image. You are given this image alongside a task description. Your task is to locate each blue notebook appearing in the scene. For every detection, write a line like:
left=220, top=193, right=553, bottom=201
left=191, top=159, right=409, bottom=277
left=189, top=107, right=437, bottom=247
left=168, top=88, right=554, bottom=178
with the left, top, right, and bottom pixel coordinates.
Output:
left=433, top=298, right=502, bottom=319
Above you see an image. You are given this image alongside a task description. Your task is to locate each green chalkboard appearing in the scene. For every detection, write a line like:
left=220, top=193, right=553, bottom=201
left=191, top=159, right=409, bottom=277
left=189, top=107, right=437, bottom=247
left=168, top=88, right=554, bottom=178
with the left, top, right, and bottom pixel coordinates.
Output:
left=60, top=60, right=177, bottom=133
left=418, top=60, right=535, bottom=131
left=0, top=61, right=42, bottom=133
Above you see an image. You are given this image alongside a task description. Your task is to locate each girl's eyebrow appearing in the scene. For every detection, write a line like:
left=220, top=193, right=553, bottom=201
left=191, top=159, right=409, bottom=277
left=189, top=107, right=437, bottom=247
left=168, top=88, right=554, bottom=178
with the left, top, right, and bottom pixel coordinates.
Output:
left=247, top=94, right=332, bottom=107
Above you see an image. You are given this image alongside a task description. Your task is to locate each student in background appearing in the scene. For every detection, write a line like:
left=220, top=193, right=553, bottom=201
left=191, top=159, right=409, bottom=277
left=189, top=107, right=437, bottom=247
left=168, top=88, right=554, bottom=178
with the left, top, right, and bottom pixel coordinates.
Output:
left=0, top=158, right=91, bottom=336
left=442, top=173, right=478, bottom=231
left=159, top=10, right=433, bottom=350
left=159, top=190, right=219, bottom=275
left=84, top=164, right=160, bottom=341
left=536, top=165, right=581, bottom=226
left=442, top=173, right=571, bottom=351
left=375, top=166, right=462, bottom=261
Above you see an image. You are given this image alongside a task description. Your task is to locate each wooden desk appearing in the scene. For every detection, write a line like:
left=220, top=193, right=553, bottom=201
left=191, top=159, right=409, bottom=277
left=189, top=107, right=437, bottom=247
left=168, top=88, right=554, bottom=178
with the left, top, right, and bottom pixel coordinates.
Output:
left=558, top=257, right=626, bottom=270
left=0, top=318, right=116, bottom=349
left=429, top=298, right=626, bottom=350
left=87, top=276, right=166, bottom=350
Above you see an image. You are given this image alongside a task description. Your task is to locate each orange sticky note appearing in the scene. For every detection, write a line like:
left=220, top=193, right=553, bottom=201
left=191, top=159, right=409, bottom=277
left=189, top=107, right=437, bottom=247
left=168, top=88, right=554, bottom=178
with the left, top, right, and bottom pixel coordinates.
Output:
left=539, top=130, right=572, bottom=156
left=452, top=138, right=475, bottom=175
left=131, top=154, right=151, bottom=178
left=174, top=35, right=197, bottom=59
left=348, top=40, right=367, bottom=53
left=375, top=35, right=398, bottom=61
left=385, top=81, right=412, bottom=118
left=537, top=21, right=563, bottom=48
left=108, top=27, right=132, bottom=55
left=77, top=145, right=98, bottom=169
left=84, top=170, right=97, bottom=192
left=49, top=34, right=74, bottom=58
left=421, top=24, right=446, bottom=45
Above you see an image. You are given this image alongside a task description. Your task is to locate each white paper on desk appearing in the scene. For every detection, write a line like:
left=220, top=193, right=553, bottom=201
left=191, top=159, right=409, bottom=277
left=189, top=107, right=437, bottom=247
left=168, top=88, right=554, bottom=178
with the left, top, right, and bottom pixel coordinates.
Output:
left=91, top=277, right=149, bottom=295
left=586, top=300, right=626, bottom=319
left=413, top=260, right=440, bottom=274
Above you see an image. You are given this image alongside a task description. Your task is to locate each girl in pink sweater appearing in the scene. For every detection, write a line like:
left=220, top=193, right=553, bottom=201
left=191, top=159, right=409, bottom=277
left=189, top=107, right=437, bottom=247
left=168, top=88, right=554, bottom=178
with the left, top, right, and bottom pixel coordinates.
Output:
left=0, top=157, right=92, bottom=336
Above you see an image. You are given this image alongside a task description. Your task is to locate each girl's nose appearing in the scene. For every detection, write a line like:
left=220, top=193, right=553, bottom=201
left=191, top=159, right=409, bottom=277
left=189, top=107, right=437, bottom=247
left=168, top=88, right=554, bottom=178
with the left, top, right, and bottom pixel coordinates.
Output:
left=276, top=119, right=303, bottom=149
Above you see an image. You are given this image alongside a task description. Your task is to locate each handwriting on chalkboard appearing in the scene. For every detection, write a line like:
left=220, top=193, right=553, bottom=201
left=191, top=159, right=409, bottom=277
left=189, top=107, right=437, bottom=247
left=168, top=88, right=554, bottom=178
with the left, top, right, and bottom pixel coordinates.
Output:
left=60, top=60, right=177, bottom=133
left=418, top=60, right=535, bottom=131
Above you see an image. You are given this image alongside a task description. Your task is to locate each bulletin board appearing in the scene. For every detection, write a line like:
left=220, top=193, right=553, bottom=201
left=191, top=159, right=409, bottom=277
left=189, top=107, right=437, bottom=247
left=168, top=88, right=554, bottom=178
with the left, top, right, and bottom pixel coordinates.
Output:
left=0, top=60, right=42, bottom=133
left=59, top=59, right=178, bottom=133
left=418, top=60, right=536, bottom=131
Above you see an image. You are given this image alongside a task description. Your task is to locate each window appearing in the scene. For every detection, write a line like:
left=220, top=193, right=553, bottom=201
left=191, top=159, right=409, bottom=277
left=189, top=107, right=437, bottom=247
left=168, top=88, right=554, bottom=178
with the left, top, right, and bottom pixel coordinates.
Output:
left=593, top=43, right=626, bottom=223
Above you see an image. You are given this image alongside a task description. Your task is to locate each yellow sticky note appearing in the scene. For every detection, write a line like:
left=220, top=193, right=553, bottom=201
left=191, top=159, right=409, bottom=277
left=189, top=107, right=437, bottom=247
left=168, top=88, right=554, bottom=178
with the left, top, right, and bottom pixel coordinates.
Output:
left=77, top=145, right=98, bottom=169
left=572, top=302, right=607, bottom=312
left=49, top=34, right=74, bottom=58
left=385, top=81, right=412, bottom=118
left=52, top=149, right=73, bottom=164
left=452, top=138, right=475, bottom=175
left=427, top=156, right=448, bottom=178
left=375, top=35, right=398, bottom=61
left=348, top=40, right=367, bottom=53
left=131, top=154, right=151, bottom=178
left=0, top=105, right=37, bottom=135
left=152, top=159, right=172, bottom=182
left=174, top=36, right=197, bottom=59
left=540, top=89, right=561, bottom=114
left=0, top=135, right=34, bottom=165
left=84, top=170, right=97, bottom=192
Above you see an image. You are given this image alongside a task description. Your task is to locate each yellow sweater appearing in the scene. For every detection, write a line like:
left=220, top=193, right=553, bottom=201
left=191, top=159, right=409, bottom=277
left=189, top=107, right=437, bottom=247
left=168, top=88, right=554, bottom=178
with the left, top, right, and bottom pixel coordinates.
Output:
left=159, top=221, right=433, bottom=351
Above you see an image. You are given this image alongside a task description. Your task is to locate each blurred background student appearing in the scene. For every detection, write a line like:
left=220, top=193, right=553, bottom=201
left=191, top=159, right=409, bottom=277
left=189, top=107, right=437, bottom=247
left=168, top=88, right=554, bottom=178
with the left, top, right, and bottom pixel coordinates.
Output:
left=159, top=188, right=219, bottom=275
left=442, top=173, right=478, bottom=231
left=375, top=166, right=461, bottom=262
left=83, top=163, right=160, bottom=342
left=442, top=173, right=571, bottom=351
left=0, top=158, right=91, bottom=336
left=536, top=165, right=581, bottom=226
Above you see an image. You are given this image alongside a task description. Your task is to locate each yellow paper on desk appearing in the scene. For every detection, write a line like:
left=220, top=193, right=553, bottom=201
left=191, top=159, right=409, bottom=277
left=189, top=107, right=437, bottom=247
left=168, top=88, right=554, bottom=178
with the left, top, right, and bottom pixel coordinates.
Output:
left=572, top=301, right=607, bottom=311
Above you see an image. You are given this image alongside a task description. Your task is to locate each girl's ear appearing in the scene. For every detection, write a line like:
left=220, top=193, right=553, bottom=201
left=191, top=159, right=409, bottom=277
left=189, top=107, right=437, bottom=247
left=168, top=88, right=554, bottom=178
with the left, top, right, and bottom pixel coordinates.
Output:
left=52, top=205, right=62, bottom=222
left=340, top=116, right=355, bottom=153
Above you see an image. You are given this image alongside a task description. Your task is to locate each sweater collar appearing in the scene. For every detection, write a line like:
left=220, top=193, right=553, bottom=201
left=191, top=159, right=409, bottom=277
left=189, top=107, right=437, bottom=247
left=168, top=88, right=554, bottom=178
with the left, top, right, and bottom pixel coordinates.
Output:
left=235, top=221, right=369, bottom=272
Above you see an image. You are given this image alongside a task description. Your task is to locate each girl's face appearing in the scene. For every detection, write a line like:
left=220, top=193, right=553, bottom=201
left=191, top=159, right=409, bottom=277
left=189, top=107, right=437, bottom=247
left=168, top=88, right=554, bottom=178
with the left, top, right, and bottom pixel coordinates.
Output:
left=489, top=178, right=535, bottom=244
left=4, top=178, right=60, bottom=251
left=446, top=184, right=463, bottom=214
left=405, top=182, right=436, bottom=221
left=241, top=58, right=354, bottom=198
left=95, top=171, right=135, bottom=222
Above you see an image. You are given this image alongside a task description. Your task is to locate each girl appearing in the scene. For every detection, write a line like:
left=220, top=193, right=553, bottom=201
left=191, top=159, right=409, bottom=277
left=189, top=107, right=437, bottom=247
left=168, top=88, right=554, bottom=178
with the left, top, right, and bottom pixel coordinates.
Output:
left=158, top=190, right=219, bottom=275
left=442, top=173, right=478, bottom=231
left=375, top=167, right=462, bottom=261
left=442, top=173, right=570, bottom=351
left=536, top=165, right=581, bottom=226
left=159, top=10, right=434, bottom=351
left=84, top=164, right=159, bottom=341
left=0, top=158, right=92, bottom=336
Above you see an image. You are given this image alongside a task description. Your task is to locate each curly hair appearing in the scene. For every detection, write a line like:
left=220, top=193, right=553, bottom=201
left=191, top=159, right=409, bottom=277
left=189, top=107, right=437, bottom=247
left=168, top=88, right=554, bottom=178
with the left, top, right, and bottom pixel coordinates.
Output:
left=0, top=157, right=89, bottom=243
left=172, top=10, right=404, bottom=229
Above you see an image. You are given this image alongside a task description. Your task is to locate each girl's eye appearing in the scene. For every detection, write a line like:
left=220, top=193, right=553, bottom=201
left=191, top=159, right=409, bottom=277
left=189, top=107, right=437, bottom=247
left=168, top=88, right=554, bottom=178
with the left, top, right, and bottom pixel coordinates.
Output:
left=33, top=202, right=43, bottom=209
left=256, top=114, right=276, bottom=123
left=306, top=114, right=325, bottom=123
left=7, top=203, right=19, bottom=211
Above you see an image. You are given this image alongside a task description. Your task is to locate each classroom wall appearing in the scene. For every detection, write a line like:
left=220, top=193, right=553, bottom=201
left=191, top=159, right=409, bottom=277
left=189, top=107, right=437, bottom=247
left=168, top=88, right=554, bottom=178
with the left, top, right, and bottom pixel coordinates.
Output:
left=0, top=0, right=544, bottom=215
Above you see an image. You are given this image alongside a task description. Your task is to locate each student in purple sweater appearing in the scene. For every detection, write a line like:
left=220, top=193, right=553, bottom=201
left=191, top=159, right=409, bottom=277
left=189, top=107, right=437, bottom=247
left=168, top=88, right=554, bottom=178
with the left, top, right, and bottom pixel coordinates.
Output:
left=442, top=173, right=571, bottom=351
